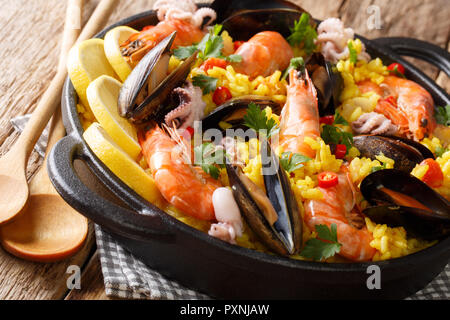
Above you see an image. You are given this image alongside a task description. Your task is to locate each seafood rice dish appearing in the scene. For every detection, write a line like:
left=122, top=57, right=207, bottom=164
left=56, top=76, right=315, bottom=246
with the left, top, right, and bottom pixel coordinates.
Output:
left=71, top=0, right=450, bottom=263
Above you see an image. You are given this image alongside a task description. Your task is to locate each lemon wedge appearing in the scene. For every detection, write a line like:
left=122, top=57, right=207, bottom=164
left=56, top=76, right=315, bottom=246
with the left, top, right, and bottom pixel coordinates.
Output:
left=83, top=123, right=163, bottom=206
left=86, top=75, right=141, bottom=160
left=104, top=26, right=139, bottom=82
left=67, top=39, right=118, bottom=108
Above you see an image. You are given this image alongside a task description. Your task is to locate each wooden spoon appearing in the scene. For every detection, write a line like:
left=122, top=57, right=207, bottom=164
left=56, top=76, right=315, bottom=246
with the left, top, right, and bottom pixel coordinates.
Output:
left=0, top=0, right=119, bottom=225
left=0, top=0, right=87, bottom=262
left=0, top=108, right=90, bottom=262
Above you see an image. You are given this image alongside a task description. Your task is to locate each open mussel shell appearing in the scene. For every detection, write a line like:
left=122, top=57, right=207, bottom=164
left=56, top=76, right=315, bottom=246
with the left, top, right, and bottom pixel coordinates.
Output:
left=201, top=96, right=281, bottom=132
left=210, top=0, right=306, bottom=25
left=353, top=135, right=435, bottom=173
left=222, top=8, right=313, bottom=41
left=306, top=53, right=343, bottom=116
left=226, top=139, right=302, bottom=255
left=361, top=169, right=450, bottom=239
left=118, top=31, right=198, bottom=123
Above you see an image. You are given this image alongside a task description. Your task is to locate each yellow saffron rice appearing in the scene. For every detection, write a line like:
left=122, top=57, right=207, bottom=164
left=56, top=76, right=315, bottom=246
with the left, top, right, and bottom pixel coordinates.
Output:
left=74, top=31, right=449, bottom=263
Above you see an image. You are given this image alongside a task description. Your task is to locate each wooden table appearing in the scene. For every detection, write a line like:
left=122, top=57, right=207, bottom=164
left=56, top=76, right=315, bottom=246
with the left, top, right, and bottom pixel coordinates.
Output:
left=0, top=0, right=448, bottom=300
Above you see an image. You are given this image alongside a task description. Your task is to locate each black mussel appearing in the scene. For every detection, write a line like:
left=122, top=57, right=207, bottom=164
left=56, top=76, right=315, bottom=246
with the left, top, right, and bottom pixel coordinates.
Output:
left=382, top=135, right=435, bottom=160
left=361, top=169, right=450, bottom=239
left=226, top=139, right=302, bottom=255
left=201, top=96, right=281, bottom=131
left=353, top=135, right=435, bottom=173
left=306, top=53, right=343, bottom=116
left=118, top=32, right=198, bottom=123
left=210, top=0, right=306, bottom=24
left=222, top=9, right=313, bottom=41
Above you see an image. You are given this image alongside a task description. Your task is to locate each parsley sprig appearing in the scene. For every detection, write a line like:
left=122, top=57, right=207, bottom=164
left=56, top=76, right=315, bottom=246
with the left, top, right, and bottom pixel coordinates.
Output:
left=282, top=57, right=305, bottom=80
left=435, top=146, right=447, bottom=157
left=300, top=224, right=342, bottom=261
left=174, top=24, right=242, bottom=62
left=348, top=41, right=358, bottom=64
left=371, top=163, right=388, bottom=173
left=321, top=112, right=354, bottom=154
left=287, top=13, right=318, bottom=55
left=243, top=103, right=280, bottom=138
left=192, top=75, right=218, bottom=94
left=435, top=105, right=450, bottom=126
left=280, top=152, right=311, bottom=173
left=194, top=142, right=226, bottom=179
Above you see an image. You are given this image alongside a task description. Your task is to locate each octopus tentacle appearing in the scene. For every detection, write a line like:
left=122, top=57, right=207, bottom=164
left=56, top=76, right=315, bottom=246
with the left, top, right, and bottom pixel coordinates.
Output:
left=164, top=81, right=206, bottom=130
left=316, top=18, right=370, bottom=63
left=154, top=0, right=216, bottom=29
left=352, top=112, right=399, bottom=136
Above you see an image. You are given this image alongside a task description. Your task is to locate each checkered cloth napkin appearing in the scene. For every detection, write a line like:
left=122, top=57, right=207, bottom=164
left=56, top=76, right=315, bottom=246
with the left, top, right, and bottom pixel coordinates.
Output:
left=11, top=115, right=450, bottom=300
left=95, top=225, right=450, bottom=300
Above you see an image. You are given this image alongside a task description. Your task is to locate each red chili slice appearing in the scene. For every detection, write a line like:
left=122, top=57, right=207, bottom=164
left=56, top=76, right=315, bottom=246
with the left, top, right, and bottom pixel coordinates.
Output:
left=213, top=87, right=232, bottom=106
left=334, top=144, right=347, bottom=159
left=318, top=172, right=339, bottom=188
left=387, top=63, right=405, bottom=76
left=320, top=115, right=335, bottom=125
left=233, top=41, right=245, bottom=51
left=186, top=126, right=194, bottom=138
left=200, top=58, right=228, bottom=73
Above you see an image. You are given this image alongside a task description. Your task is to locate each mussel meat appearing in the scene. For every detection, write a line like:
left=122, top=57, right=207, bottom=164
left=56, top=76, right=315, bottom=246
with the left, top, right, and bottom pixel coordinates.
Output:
left=201, top=96, right=281, bottom=132
left=353, top=135, right=435, bottom=173
left=118, top=32, right=198, bottom=123
left=226, top=139, right=302, bottom=255
left=361, top=169, right=450, bottom=239
left=306, top=53, right=343, bottom=116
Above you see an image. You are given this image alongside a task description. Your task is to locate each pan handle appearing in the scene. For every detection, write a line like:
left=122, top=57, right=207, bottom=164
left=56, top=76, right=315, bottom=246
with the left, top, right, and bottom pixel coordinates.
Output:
left=372, top=37, right=450, bottom=77
left=47, top=134, right=174, bottom=243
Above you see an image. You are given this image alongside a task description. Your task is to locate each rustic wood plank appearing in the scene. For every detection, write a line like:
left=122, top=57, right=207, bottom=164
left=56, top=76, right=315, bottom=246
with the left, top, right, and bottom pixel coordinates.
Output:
left=65, top=251, right=111, bottom=300
left=0, top=223, right=95, bottom=300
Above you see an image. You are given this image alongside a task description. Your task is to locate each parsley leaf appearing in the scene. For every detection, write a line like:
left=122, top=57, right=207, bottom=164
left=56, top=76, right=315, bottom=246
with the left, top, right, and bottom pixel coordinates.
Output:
left=174, top=24, right=241, bottom=63
left=282, top=57, right=305, bottom=80
left=435, top=146, right=446, bottom=157
left=243, top=103, right=279, bottom=138
left=287, top=13, right=318, bottom=55
left=321, top=124, right=354, bottom=154
left=435, top=105, right=450, bottom=126
left=371, top=163, right=388, bottom=173
left=194, top=143, right=226, bottom=179
left=199, top=32, right=224, bottom=60
left=280, top=152, right=311, bottom=173
left=173, top=45, right=198, bottom=60
left=348, top=41, right=358, bottom=64
left=334, top=111, right=348, bottom=126
left=224, top=54, right=242, bottom=63
left=192, top=75, right=218, bottom=94
left=300, top=224, right=342, bottom=261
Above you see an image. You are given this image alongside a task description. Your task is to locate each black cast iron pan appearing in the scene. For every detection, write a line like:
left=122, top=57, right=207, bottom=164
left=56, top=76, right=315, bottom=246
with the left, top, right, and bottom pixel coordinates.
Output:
left=48, top=7, right=450, bottom=299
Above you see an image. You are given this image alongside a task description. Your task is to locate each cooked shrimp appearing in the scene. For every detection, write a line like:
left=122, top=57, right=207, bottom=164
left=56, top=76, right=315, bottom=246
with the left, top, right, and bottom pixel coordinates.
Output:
left=304, top=169, right=376, bottom=262
left=139, top=126, right=221, bottom=221
left=121, top=19, right=205, bottom=65
left=233, top=31, right=294, bottom=78
left=279, top=68, right=320, bottom=158
left=357, top=76, right=436, bottom=141
left=278, top=70, right=375, bottom=261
